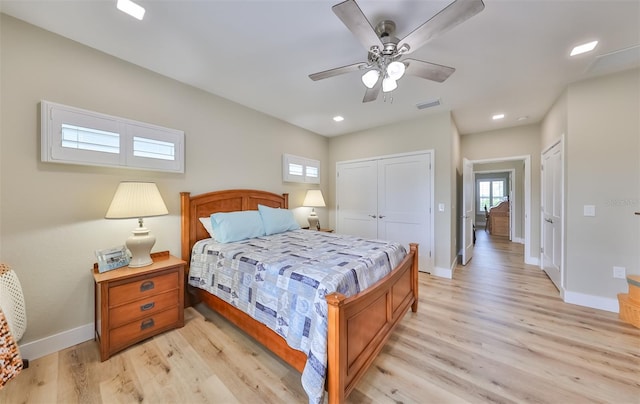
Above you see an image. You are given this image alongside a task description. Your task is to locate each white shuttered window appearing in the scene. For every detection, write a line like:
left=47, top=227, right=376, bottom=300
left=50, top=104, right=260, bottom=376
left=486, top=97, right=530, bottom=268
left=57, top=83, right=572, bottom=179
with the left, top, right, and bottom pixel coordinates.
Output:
left=282, top=154, right=320, bottom=184
left=41, top=100, right=184, bottom=173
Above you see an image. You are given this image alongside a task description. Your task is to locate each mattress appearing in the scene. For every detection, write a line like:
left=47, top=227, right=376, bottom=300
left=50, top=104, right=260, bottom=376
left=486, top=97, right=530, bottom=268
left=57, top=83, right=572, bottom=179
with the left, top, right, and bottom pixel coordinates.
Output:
left=188, top=229, right=406, bottom=404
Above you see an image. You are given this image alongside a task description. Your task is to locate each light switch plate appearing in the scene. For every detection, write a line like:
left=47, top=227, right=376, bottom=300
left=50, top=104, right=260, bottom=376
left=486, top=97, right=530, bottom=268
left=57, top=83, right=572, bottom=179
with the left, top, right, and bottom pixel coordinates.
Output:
left=613, top=266, right=626, bottom=279
left=583, top=205, right=596, bottom=217
left=438, top=203, right=445, bottom=212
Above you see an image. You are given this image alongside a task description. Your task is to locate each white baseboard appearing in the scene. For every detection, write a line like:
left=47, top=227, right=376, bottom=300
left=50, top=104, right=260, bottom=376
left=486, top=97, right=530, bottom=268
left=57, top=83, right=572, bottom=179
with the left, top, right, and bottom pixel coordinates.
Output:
left=432, top=258, right=456, bottom=279
left=513, top=237, right=524, bottom=244
left=525, top=256, right=540, bottom=266
left=19, top=323, right=94, bottom=361
left=431, top=266, right=453, bottom=279
left=564, top=290, right=619, bottom=313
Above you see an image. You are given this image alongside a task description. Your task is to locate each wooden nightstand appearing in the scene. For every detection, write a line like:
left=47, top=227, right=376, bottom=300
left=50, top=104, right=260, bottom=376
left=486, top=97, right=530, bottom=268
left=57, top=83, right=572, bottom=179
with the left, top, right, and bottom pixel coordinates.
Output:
left=93, top=251, right=185, bottom=361
left=302, top=227, right=334, bottom=233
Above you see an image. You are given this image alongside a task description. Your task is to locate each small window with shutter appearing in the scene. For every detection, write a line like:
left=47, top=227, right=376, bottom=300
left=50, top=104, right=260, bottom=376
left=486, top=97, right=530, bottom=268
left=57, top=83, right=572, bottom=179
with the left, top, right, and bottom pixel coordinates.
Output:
left=41, top=100, right=184, bottom=173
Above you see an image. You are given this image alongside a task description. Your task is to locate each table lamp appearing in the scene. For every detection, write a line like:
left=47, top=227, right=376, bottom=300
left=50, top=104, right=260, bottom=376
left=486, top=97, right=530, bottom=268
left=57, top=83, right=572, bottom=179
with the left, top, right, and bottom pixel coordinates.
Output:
left=105, top=181, right=168, bottom=267
left=303, top=189, right=325, bottom=230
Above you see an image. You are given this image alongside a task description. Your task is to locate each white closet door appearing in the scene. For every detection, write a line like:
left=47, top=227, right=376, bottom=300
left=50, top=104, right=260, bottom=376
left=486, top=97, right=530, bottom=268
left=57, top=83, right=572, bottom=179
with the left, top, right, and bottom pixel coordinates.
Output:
left=337, top=153, right=432, bottom=272
left=378, top=154, right=431, bottom=271
left=336, top=160, right=378, bottom=239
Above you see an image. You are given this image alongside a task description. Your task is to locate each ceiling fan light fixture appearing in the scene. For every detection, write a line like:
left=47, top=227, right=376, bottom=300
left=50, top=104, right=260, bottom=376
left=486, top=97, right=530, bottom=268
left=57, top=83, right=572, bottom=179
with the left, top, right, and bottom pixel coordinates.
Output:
left=382, top=77, right=397, bottom=93
left=361, top=70, right=380, bottom=89
left=386, top=61, right=406, bottom=81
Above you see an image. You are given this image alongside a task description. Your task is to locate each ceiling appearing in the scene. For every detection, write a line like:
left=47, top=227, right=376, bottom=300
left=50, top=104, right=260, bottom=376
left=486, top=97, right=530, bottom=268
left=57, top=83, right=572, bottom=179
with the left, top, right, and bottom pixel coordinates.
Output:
left=1, top=0, right=639, bottom=137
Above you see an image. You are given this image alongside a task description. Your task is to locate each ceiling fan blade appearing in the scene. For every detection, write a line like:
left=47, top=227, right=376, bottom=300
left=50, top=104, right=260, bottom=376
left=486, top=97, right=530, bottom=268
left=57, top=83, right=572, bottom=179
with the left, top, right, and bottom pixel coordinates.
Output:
left=404, top=59, right=456, bottom=83
left=332, top=0, right=383, bottom=51
left=309, top=62, right=367, bottom=81
left=362, top=79, right=382, bottom=102
left=399, top=0, right=485, bottom=55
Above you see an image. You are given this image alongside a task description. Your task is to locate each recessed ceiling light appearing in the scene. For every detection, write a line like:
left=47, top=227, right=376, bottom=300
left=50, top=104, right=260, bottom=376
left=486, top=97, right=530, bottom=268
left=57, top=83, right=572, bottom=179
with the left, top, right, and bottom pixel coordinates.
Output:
left=570, top=40, right=598, bottom=57
left=517, top=116, right=529, bottom=121
left=117, top=0, right=146, bottom=20
left=333, top=116, right=344, bottom=122
left=492, top=113, right=505, bottom=120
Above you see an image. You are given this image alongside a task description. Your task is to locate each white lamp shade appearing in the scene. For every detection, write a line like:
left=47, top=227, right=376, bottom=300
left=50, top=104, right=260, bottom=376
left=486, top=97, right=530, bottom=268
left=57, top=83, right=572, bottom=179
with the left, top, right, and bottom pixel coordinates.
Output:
left=361, top=69, right=380, bottom=89
left=105, top=182, right=168, bottom=267
left=105, top=182, right=168, bottom=219
left=386, top=61, right=406, bottom=81
left=303, top=190, right=326, bottom=207
left=382, top=77, right=398, bottom=93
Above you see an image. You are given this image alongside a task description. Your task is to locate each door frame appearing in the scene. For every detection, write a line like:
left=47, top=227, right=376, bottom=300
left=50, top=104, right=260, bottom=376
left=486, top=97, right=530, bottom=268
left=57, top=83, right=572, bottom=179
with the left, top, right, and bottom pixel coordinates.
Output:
left=461, top=158, right=474, bottom=265
left=468, top=155, right=533, bottom=265
left=336, top=149, right=435, bottom=270
left=540, top=136, right=566, bottom=295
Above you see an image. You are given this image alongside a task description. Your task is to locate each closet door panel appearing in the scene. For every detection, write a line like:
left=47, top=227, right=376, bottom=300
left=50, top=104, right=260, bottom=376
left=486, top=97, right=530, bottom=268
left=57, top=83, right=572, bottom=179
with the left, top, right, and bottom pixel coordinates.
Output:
left=336, top=160, right=378, bottom=239
left=378, top=154, right=431, bottom=270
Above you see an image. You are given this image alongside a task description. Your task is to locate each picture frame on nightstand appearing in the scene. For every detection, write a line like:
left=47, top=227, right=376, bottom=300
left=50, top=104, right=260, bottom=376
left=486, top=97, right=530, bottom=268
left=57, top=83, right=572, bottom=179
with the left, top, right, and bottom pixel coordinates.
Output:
left=95, top=245, right=130, bottom=273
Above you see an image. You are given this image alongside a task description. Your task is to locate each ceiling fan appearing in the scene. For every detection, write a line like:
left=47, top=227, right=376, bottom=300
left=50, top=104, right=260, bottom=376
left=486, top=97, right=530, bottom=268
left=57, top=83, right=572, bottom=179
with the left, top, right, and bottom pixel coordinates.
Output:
left=309, top=0, right=485, bottom=102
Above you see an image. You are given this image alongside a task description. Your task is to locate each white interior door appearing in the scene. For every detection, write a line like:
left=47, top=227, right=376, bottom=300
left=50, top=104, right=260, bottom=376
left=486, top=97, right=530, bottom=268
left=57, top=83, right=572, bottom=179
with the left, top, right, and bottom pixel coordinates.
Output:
left=541, top=141, right=563, bottom=291
left=377, top=154, right=431, bottom=271
left=461, top=158, right=474, bottom=265
left=336, top=160, right=378, bottom=239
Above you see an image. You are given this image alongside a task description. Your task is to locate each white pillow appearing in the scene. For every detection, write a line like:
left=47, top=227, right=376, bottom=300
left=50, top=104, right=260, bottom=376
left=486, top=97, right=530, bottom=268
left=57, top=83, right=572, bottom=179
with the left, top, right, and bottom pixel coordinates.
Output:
left=199, top=217, right=215, bottom=239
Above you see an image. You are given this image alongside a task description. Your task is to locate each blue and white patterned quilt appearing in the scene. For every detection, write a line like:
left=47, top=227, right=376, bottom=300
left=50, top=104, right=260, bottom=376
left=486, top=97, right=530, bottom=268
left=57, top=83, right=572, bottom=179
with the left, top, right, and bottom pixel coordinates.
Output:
left=188, top=229, right=406, bottom=404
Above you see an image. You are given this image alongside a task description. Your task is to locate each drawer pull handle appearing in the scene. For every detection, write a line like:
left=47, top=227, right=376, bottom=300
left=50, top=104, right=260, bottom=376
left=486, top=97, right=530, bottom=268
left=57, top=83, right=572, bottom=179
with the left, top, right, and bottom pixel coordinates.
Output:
left=141, top=318, right=155, bottom=330
left=140, top=302, right=155, bottom=311
left=140, top=281, right=155, bottom=292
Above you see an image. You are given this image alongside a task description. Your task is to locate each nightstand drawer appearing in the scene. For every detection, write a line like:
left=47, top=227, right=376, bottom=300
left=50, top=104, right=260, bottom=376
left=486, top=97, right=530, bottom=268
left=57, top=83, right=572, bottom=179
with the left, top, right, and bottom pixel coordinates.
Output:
left=109, top=271, right=179, bottom=306
left=110, top=306, right=179, bottom=351
left=110, top=290, right=180, bottom=328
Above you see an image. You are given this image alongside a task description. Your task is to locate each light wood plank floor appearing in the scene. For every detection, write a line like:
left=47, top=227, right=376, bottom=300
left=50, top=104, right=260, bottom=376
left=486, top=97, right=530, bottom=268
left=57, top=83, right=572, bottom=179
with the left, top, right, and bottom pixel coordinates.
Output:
left=2, top=231, right=639, bottom=403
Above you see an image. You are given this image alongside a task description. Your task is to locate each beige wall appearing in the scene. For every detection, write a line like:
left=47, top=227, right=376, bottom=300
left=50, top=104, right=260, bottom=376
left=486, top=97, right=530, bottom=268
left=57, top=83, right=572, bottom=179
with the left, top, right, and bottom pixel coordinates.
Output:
left=541, top=90, right=568, bottom=151
left=328, top=111, right=457, bottom=273
left=460, top=124, right=541, bottom=262
left=563, top=68, right=640, bottom=297
left=0, top=15, right=329, bottom=344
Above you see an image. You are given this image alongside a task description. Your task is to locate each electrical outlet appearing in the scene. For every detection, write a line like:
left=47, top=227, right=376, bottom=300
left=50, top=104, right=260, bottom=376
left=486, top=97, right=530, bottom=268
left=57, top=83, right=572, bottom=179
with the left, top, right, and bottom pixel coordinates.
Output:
left=613, top=266, right=626, bottom=279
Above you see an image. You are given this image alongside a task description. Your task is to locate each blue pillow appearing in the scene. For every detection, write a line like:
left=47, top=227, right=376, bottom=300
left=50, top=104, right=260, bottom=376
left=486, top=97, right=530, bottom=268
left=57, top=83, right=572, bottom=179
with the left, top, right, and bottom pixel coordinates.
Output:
left=210, top=210, right=265, bottom=243
left=258, top=204, right=300, bottom=235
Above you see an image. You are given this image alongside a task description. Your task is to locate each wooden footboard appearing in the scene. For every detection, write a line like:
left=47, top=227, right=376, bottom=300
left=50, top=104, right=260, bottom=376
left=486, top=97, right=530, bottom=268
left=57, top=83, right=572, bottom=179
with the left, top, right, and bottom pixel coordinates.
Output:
left=180, top=189, right=419, bottom=403
left=326, top=243, right=418, bottom=403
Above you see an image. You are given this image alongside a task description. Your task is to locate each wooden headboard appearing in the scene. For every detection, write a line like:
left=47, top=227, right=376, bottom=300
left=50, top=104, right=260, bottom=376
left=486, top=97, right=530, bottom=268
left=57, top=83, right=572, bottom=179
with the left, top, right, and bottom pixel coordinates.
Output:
left=180, top=189, right=288, bottom=262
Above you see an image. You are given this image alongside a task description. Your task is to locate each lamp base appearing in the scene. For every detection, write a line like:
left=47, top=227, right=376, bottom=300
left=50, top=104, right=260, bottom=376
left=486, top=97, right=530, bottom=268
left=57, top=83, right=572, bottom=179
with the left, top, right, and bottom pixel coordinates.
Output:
left=307, top=212, right=320, bottom=231
left=126, top=227, right=155, bottom=267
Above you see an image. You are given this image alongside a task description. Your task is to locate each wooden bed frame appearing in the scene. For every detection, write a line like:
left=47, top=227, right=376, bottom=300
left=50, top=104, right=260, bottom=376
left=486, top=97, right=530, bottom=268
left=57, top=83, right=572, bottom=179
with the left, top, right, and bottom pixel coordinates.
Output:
left=180, top=189, right=418, bottom=403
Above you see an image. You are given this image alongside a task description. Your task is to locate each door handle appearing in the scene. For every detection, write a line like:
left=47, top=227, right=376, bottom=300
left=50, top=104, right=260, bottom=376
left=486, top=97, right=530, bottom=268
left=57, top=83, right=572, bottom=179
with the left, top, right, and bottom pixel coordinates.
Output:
left=369, top=215, right=377, bottom=218
left=378, top=215, right=385, bottom=219
left=545, top=218, right=553, bottom=224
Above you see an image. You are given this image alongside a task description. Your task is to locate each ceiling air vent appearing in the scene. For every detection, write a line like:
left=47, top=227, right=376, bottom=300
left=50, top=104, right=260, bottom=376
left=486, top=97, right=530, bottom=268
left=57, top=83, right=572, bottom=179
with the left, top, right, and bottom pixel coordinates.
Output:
left=416, top=98, right=441, bottom=110
left=587, top=45, right=640, bottom=75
